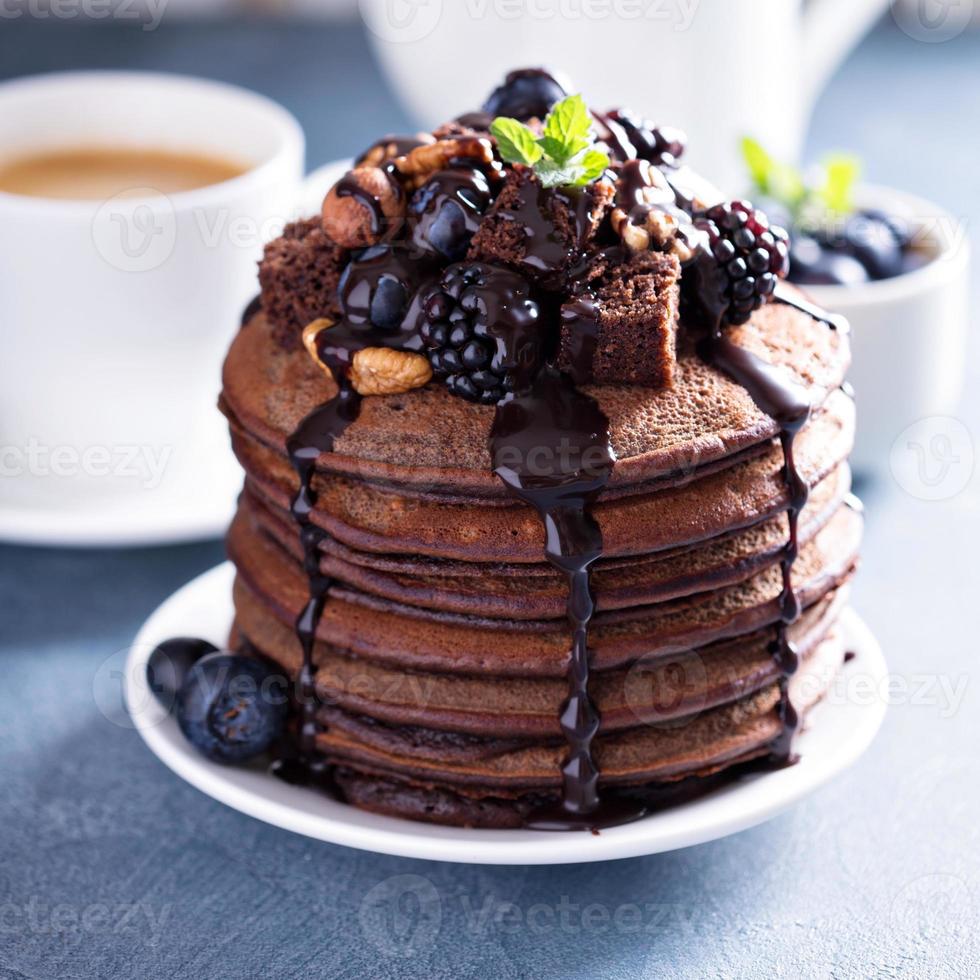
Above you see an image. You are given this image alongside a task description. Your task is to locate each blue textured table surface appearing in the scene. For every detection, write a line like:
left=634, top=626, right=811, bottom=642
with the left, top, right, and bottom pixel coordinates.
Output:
left=2, top=17, right=979, bottom=980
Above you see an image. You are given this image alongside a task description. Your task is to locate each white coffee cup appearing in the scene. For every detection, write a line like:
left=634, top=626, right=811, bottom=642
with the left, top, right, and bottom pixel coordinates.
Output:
left=0, top=72, right=304, bottom=523
left=362, top=0, right=887, bottom=190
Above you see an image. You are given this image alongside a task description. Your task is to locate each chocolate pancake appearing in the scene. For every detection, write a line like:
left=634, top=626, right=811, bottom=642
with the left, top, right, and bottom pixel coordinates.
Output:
left=327, top=620, right=842, bottom=829
left=229, top=494, right=859, bottom=676
left=221, top=298, right=848, bottom=497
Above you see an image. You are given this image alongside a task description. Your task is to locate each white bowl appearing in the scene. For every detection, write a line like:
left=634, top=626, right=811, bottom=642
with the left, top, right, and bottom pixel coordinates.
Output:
left=801, top=185, right=970, bottom=475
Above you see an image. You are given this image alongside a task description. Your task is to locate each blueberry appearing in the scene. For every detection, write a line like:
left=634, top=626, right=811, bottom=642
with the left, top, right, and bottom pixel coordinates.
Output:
left=409, top=169, right=490, bottom=261
left=842, top=211, right=905, bottom=280
left=338, top=244, right=420, bottom=332
left=176, top=652, right=289, bottom=764
left=147, top=637, right=217, bottom=708
left=425, top=200, right=469, bottom=260
left=788, top=236, right=869, bottom=286
left=370, top=275, right=408, bottom=330
left=862, top=208, right=912, bottom=249
left=482, top=68, right=567, bottom=121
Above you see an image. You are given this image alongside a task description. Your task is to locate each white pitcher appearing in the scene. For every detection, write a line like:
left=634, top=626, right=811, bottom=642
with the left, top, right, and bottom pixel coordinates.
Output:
left=362, top=0, right=889, bottom=190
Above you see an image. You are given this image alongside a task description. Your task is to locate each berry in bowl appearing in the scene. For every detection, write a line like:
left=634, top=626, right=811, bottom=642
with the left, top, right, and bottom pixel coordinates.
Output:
left=741, top=139, right=970, bottom=475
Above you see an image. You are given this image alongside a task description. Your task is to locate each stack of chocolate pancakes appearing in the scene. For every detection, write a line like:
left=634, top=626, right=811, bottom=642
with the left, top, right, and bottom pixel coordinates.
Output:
left=218, top=73, right=859, bottom=829
left=222, top=306, right=856, bottom=827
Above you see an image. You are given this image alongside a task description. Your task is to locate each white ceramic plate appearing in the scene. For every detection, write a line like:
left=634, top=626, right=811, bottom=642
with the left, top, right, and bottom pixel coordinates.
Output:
left=125, top=562, right=887, bottom=864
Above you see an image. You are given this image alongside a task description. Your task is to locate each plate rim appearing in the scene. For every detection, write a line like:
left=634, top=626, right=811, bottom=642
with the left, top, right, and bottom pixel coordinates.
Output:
left=125, top=562, right=887, bottom=865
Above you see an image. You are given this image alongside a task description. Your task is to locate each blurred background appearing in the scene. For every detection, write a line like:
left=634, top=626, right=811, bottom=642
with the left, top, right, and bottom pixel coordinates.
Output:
left=2, top=2, right=979, bottom=978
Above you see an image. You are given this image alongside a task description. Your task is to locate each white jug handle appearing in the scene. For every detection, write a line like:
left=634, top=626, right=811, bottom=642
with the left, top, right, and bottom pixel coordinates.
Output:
left=802, top=0, right=890, bottom=108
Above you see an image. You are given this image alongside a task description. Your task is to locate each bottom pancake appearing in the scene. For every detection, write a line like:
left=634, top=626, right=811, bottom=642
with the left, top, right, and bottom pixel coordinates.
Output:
left=233, top=616, right=847, bottom=827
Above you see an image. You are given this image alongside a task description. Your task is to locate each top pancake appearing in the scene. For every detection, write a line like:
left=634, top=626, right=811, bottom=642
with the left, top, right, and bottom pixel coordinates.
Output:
left=221, top=289, right=850, bottom=497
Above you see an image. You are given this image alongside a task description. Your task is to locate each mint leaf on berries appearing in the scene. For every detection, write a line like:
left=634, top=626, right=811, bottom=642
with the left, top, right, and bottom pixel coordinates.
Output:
left=491, top=94, right=609, bottom=188
left=540, top=94, right=591, bottom=163
left=489, top=117, right=543, bottom=167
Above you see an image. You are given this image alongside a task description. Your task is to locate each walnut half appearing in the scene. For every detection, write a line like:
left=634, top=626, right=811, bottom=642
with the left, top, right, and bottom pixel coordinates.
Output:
left=302, top=320, right=432, bottom=397
left=350, top=347, right=433, bottom=396
left=393, top=137, right=495, bottom=190
left=302, top=318, right=334, bottom=378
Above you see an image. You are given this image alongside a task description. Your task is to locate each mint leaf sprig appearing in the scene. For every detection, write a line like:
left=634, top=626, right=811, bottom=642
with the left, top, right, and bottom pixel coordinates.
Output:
left=741, top=135, right=861, bottom=219
left=490, top=95, right=610, bottom=189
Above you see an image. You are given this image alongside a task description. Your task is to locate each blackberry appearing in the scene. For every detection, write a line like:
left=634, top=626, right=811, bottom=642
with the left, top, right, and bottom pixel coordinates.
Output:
left=606, top=108, right=686, bottom=167
left=417, top=262, right=541, bottom=404
left=688, top=200, right=790, bottom=326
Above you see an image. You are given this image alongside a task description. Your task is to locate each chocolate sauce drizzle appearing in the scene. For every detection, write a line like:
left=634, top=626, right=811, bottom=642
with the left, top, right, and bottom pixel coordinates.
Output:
left=689, top=272, right=852, bottom=763
left=271, top=381, right=362, bottom=785
left=697, top=329, right=812, bottom=761
left=354, top=135, right=429, bottom=167
left=482, top=183, right=647, bottom=828
left=490, top=369, right=646, bottom=829
left=773, top=283, right=850, bottom=333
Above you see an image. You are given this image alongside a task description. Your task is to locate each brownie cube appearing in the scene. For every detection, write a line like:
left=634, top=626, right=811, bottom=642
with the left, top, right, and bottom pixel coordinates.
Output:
left=258, top=217, right=348, bottom=350
left=467, top=167, right=614, bottom=283
left=559, top=250, right=681, bottom=388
